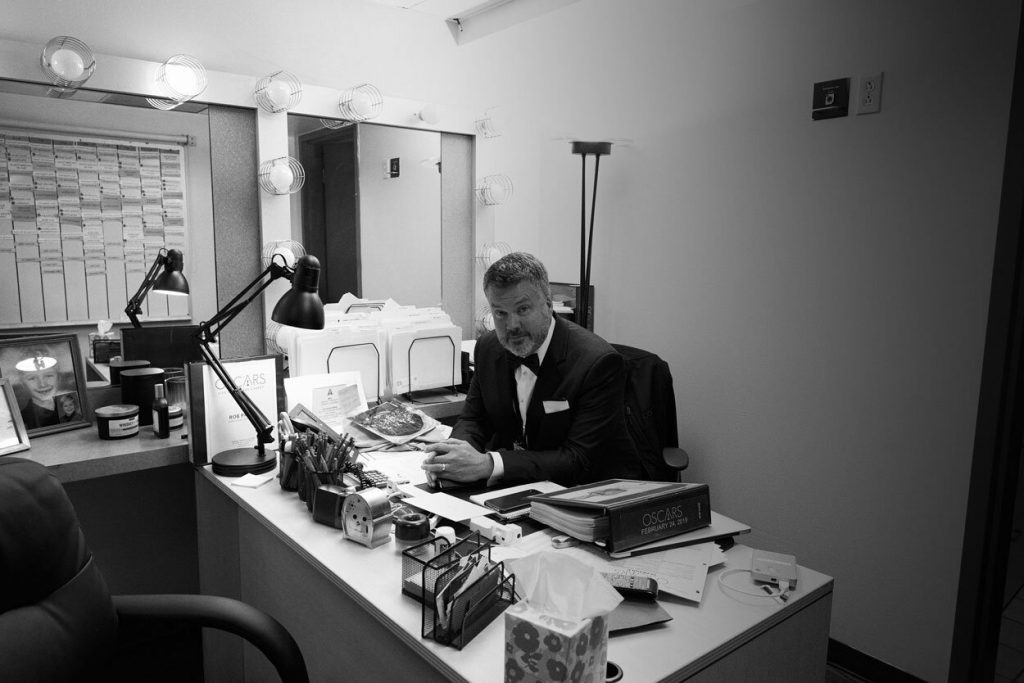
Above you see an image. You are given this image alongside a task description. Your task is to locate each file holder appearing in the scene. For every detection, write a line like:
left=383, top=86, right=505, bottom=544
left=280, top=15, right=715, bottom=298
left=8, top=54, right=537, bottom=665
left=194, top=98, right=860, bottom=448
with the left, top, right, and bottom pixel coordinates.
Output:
left=401, top=532, right=515, bottom=650
left=402, top=335, right=458, bottom=401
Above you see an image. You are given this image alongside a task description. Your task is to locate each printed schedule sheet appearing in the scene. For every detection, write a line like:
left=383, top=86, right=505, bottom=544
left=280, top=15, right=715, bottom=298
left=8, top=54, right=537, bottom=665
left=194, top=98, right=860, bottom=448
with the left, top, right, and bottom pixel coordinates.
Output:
left=0, top=129, right=189, bottom=326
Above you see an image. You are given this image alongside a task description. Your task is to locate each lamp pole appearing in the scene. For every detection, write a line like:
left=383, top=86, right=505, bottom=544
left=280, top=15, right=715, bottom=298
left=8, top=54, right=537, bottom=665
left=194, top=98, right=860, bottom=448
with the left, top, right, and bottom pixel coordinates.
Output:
left=571, top=141, right=611, bottom=330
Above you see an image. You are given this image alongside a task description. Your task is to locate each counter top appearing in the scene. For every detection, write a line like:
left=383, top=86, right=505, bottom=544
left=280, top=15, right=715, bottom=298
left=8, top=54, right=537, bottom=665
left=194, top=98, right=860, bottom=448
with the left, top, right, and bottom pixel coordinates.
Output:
left=16, top=422, right=189, bottom=483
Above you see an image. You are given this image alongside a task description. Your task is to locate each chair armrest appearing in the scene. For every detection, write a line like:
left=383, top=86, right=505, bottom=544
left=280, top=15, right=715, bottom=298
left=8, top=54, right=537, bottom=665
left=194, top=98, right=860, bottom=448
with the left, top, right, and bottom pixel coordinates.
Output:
left=662, top=446, right=689, bottom=472
left=113, top=594, right=308, bottom=683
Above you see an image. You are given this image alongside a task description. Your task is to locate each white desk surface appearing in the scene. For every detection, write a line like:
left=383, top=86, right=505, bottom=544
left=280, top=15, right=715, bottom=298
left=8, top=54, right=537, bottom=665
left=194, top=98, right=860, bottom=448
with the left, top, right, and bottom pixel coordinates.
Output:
left=200, top=466, right=833, bottom=682
left=19, top=421, right=190, bottom=483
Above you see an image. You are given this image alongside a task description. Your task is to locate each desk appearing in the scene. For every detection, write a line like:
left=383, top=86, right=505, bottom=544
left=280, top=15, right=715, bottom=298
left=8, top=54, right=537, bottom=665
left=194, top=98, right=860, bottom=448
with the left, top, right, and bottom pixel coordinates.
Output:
left=196, top=467, right=833, bottom=682
left=19, top=418, right=190, bottom=483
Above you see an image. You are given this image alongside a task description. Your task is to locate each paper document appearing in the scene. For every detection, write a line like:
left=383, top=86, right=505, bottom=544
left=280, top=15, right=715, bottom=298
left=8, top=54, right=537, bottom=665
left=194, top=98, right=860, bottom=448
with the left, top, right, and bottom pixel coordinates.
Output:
left=360, top=450, right=430, bottom=486
left=489, top=529, right=722, bottom=603
left=401, top=491, right=494, bottom=522
left=284, top=371, right=367, bottom=434
left=610, top=542, right=725, bottom=602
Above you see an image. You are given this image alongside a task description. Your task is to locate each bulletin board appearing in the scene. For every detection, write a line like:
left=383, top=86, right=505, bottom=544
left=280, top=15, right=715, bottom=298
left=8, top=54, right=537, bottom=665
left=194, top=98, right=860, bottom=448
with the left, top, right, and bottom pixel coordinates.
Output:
left=0, top=128, right=190, bottom=327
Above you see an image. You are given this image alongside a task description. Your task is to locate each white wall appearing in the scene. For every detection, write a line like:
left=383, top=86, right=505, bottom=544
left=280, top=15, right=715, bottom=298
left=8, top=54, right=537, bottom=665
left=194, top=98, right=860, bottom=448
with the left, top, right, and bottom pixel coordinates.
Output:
left=359, top=125, right=442, bottom=306
left=452, top=2, right=1019, bottom=680
left=1, top=1, right=1019, bottom=679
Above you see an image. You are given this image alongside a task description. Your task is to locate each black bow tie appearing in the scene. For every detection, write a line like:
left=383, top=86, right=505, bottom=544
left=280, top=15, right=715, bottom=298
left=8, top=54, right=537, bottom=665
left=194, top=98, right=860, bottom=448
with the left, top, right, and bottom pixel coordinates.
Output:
left=508, top=352, right=541, bottom=375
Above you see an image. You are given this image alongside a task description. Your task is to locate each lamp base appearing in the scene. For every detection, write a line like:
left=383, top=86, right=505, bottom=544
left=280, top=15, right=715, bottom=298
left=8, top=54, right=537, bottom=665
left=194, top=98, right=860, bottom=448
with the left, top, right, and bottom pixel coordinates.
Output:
left=211, top=447, right=276, bottom=477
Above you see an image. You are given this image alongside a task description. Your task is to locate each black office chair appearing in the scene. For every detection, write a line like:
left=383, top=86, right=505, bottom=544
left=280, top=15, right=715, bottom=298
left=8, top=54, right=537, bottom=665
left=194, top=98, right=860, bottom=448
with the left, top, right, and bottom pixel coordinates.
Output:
left=612, top=344, right=690, bottom=481
left=0, top=457, right=308, bottom=683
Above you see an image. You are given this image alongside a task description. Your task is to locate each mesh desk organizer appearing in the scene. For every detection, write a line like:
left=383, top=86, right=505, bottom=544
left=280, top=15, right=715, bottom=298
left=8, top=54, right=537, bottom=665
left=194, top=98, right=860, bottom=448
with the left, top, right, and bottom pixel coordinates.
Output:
left=401, top=532, right=516, bottom=649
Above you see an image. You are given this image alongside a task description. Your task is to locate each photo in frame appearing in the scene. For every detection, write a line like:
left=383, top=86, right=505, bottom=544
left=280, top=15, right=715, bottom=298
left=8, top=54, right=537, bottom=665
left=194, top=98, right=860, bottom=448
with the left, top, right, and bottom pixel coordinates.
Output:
left=0, top=378, right=31, bottom=455
left=0, top=334, right=90, bottom=437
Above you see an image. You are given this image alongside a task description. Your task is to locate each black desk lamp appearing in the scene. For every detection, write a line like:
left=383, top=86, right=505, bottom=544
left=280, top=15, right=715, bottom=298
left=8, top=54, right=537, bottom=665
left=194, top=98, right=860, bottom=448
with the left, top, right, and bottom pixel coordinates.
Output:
left=125, top=248, right=190, bottom=328
left=197, top=253, right=324, bottom=477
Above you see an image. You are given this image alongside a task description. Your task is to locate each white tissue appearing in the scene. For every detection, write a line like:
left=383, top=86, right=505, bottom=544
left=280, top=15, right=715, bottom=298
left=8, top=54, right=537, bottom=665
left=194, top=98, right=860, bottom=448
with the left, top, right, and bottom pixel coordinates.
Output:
left=506, top=551, right=622, bottom=620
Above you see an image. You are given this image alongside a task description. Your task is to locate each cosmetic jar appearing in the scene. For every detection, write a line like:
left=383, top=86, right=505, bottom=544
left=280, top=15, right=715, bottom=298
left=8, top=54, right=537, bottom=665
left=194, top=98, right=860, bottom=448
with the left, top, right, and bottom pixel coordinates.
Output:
left=95, top=404, right=140, bottom=440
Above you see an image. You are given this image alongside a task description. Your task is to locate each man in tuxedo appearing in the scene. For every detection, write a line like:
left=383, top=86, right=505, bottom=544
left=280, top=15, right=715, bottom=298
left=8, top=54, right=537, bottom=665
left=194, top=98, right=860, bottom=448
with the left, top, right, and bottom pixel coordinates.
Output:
left=422, top=252, right=641, bottom=488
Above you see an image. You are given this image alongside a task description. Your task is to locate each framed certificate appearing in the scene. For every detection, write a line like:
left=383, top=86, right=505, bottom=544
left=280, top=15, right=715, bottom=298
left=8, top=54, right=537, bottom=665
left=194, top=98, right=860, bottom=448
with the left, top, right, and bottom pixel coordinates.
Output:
left=0, top=378, right=31, bottom=456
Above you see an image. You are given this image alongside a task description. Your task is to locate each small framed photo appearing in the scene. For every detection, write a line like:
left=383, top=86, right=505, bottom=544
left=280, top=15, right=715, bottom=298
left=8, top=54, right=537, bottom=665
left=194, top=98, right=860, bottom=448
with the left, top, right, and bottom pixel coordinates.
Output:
left=0, top=334, right=91, bottom=437
left=0, top=378, right=30, bottom=456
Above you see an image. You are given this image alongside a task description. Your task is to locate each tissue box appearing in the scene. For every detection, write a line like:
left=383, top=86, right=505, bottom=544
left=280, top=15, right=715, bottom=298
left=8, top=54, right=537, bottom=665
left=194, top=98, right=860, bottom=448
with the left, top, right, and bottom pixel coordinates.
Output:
left=504, top=601, right=608, bottom=683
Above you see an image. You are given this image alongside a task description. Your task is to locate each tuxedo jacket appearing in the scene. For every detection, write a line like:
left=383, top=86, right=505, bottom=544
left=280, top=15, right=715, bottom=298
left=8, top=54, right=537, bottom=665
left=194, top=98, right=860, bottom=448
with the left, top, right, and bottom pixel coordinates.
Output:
left=452, top=315, right=642, bottom=487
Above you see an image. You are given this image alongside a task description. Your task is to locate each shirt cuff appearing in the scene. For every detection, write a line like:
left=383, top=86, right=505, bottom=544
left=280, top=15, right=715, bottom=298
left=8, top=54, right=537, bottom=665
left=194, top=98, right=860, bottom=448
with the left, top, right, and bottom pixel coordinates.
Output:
left=487, top=451, right=504, bottom=486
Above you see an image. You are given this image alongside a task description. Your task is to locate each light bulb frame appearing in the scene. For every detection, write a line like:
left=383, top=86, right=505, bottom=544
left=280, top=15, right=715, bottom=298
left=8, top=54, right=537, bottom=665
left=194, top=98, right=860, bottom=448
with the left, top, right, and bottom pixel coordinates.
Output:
left=475, top=108, right=502, bottom=138
left=254, top=70, right=303, bottom=113
left=40, top=36, right=96, bottom=91
left=338, top=83, right=383, bottom=122
left=476, top=174, right=514, bottom=206
left=146, top=54, right=208, bottom=111
left=258, top=157, right=306, bottom=195
left=476, top=241, right=513, bottom=268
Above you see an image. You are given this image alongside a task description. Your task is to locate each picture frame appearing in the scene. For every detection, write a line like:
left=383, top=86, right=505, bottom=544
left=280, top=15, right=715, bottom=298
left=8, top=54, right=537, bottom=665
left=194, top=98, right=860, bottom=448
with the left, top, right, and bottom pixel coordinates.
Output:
left=0, top=378, right=31, bottom=455
left=0, top=333, right=91, bottom=437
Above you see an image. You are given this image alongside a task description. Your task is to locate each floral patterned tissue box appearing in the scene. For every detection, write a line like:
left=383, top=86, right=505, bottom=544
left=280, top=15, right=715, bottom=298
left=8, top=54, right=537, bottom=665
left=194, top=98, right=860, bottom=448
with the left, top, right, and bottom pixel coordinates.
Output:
left=504, top=601, right=608, bottom=683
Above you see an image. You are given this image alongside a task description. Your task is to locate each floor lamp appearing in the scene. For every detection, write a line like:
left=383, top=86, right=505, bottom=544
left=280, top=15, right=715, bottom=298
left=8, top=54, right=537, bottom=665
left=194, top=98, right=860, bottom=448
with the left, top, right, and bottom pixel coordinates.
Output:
left=572, top=141, right=611, bottom=330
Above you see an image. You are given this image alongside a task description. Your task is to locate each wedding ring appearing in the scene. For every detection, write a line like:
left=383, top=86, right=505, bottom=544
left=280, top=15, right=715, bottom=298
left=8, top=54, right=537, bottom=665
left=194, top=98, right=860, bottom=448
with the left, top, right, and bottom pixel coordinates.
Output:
left=441, top=463, right=446, bottom=472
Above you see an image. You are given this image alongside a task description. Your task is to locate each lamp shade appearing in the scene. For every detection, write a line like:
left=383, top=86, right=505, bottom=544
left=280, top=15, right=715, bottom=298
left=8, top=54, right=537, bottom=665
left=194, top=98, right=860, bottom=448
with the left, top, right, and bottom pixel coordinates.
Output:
left=152, top=248, right=189, bottom=295
left=271, top=255, right=324, bottom=329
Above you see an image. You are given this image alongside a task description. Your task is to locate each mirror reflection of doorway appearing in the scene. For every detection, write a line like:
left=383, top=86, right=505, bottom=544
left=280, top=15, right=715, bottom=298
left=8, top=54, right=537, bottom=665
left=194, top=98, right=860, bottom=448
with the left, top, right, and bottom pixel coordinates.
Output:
left=295, top=124, right=359, bottom=303
left=289, top=116, right=474, bottom=337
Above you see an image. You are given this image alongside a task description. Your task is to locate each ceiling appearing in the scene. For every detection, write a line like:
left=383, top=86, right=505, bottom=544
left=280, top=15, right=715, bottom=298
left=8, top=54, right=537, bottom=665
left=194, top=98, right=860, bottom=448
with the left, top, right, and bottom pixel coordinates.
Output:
left=360, top=0, right=506, bottom=20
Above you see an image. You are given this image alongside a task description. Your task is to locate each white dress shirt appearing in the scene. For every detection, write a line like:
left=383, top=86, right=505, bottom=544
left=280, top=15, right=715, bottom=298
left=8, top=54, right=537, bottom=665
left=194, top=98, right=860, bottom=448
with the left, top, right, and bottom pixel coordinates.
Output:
left=488, top=316, right=556, bottom=484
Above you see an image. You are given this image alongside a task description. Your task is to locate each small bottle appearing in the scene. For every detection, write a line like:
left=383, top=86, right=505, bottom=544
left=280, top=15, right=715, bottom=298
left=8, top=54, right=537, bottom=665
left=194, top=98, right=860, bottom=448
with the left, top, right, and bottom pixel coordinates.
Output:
left=152, top=383, right=170, bottom=438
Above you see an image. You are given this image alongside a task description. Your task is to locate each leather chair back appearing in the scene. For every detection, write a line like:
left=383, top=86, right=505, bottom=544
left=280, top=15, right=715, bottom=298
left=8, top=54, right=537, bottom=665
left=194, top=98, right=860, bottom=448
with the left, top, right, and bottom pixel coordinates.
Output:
left=0, top=457, right=118, bottom=681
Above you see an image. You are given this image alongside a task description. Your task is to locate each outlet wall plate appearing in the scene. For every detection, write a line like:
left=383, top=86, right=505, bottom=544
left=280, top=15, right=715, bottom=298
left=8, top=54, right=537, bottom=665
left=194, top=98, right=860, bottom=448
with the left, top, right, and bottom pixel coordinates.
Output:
left=858, top=73, right=884, bottom=115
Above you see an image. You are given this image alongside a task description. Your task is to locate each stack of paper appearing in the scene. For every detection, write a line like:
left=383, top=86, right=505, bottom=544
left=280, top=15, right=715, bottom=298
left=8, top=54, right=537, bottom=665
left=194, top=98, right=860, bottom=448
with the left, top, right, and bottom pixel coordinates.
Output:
left=529, top=501, right=608, bottom=542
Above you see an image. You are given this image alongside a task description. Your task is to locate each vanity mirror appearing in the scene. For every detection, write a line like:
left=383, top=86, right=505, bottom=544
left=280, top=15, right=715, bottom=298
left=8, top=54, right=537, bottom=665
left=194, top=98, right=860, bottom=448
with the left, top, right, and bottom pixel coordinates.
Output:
left=0, top=78, right=219, bottom=331
left=287, top=114, right=474, bottom=335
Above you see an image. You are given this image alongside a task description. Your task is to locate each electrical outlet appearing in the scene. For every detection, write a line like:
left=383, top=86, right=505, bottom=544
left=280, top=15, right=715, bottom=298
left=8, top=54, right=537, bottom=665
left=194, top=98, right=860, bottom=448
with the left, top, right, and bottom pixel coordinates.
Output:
left=858, top=73, right=883, bottom=115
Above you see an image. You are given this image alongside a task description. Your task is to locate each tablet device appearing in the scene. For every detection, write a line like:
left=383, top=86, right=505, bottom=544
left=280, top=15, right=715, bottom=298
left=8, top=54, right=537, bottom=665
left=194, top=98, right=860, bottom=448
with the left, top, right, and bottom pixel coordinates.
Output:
left=484, top=488, right=540, bottom=515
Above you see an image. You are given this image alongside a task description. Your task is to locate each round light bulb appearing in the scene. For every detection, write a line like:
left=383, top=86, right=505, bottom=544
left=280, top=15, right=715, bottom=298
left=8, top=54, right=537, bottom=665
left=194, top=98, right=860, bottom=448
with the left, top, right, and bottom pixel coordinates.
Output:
left=418, top=104, right=440, bottom=125
left=486, top=181, right=509, bottom=204
left=50, top=48, right=85, bottom=80
left=349, top=90, right=374, bottom=119
left=273, top=247, right=296, bottom=268
left=265, top=80, right=291, bottom=109
left=164, top=63, right=199, bottom=99
left=269, top=164, right=295, bottom=192
left=483, top=245, right=503, bottom=264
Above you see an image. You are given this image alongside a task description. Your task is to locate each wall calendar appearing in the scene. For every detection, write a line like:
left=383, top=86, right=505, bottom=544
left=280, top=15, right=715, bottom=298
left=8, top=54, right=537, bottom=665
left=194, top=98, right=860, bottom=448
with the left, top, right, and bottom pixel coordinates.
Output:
left=0, top=128, right=189, bottom=327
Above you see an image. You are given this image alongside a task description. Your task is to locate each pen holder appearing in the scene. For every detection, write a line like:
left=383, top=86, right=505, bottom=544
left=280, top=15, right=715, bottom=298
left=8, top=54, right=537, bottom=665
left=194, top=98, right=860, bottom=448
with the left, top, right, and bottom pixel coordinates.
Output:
left=296, top=461, right=333, bottom=511
left=278, top=448, right=302, bottom=492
